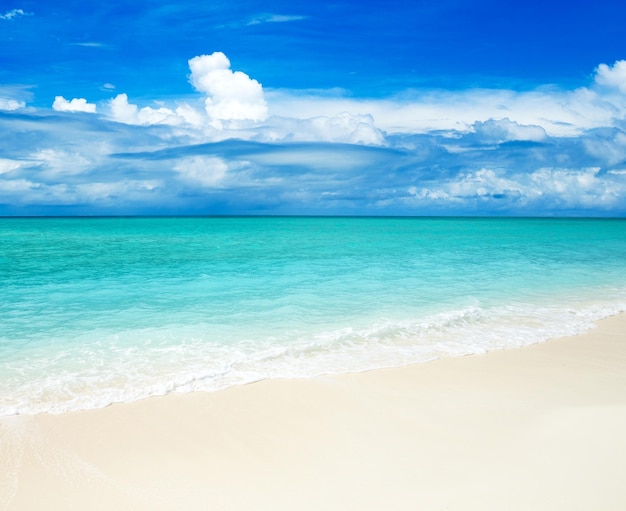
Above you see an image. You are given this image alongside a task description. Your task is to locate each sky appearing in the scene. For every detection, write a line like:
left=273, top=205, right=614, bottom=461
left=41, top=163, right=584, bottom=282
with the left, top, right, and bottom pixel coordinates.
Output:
left=1, top=0, right=626, bottom=216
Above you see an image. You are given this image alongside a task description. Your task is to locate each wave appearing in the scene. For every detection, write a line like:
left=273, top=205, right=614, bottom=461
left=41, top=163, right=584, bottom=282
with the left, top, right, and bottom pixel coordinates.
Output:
left=2, top=294, right=624, bottom=416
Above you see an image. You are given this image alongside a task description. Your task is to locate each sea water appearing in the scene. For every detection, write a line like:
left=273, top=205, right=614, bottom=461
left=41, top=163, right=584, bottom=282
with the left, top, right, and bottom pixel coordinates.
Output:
left=1, top=217, right=625, bottom=415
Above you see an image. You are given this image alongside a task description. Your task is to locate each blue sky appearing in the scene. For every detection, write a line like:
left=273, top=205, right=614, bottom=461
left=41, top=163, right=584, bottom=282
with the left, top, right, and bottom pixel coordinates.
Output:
left=1, top=0, right=626, bottom=215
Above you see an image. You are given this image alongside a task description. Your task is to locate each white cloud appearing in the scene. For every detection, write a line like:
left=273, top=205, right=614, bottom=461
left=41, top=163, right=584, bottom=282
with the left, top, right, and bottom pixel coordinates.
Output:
left=267, top=89, right=575, bottom=136
left=266, top=61, right=626, bottom=137
left=108, top=93, right=207, bottom=128
left=53, top=96, right=97, bottom=113
left=471, top=118, right=547, bottom=143
left=583, top=130, right=626, bottom=166
left=74, top=180, right=160, bottom=202
left=137, top=105, right=181, bottom=126
left=594, top=60, right=626, bottom=94
left=188, top=52, right=268, bottom=126
left=0, top=98, right=25, bottom=110
left=0, top=9, right=30, bottom=20
left=108, top=93, right=138, bottom=123
left=174, top=103, right=205, bottom=127
left=72, top=42, right=105, bottom=48
left=264, top=113, right=386, bottom=145
left=174, top=156, right=229, bottom=187
left=30, top=148, right=93, bottom=177
left=246, top=14, right=307, bottom=25
left=0, top=178, right=160, bottom=206
left=403, top=166, right=625, bottom=212
left=0, top=158, right=26, bottom=174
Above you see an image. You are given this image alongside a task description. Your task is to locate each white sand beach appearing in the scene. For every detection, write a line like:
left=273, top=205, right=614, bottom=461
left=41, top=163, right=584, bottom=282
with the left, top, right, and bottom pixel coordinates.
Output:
left=2, top=313, right=625, bottom=510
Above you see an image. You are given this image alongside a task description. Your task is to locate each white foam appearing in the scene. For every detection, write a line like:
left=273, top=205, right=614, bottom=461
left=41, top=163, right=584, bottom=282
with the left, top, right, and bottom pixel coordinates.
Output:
left=1, top=296, right=625, bottom=416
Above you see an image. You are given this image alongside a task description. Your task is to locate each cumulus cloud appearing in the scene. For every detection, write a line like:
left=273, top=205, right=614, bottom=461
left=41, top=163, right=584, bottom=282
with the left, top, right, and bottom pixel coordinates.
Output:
left=108, top=93, right=203, bottom=126
left=594, top=60, right=626, bottom=94
left=53, top=96, right=97, bottom=113
left=0, top=98, right=25, bottom=110
left=188, top=52, right=268, bottom=126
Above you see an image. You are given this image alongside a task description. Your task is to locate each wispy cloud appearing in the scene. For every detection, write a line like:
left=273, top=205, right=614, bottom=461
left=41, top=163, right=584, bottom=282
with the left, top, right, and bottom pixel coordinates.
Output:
left=71, top=42, right=106, bottom=48
left=246, top=13, right=308, bottom=26
left=0, top=8, right=31, bottom=21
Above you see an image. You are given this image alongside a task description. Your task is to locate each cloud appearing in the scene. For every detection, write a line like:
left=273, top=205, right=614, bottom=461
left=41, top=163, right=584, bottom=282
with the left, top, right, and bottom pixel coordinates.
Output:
left=0, top=85, right=33, bottom=110
left=174, top=156, right=229, bottom=187
left=470, top=118, right=547, bottom=144
left=2, top=57, right=626, bottom=216
left=188, top=52, right=268, bottom=126
left=53, top=96, right=97, bottom=113
left=0, top=158, right=26, bottom=174
left=0, top=98, right=25, bottom=111
left=0, top=9, right=30, bottom=20
left=246, top=14, right=307, bottom=25
left=267, top=61, right=626, bottom=137
left=594, top=60, right=626, bottom=94
left=71, top=42, right=105, bottom=48
left=264, top=113, right=386, bottom=145
left=107, top=93, right=205, bottom=128
left=401, top=166, right=625, bottom=214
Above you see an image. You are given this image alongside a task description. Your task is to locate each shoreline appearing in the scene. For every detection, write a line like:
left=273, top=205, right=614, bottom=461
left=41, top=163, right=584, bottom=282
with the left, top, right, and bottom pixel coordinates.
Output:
left=2, top=313, right=626, bottom=510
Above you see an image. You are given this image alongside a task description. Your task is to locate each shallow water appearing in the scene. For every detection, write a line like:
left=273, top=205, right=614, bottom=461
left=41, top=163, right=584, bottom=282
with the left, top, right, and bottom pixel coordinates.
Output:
left=1, top=217, right=625, bottom=415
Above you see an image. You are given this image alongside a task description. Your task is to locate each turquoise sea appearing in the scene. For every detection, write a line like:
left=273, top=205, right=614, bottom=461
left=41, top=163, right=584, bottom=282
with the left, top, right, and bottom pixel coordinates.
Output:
left=1, top=217, right=625, bottom=415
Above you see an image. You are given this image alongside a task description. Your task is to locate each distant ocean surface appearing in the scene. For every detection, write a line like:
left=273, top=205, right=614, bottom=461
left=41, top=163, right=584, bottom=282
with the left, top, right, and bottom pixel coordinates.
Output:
left=1, top=217, right=625, bottom=415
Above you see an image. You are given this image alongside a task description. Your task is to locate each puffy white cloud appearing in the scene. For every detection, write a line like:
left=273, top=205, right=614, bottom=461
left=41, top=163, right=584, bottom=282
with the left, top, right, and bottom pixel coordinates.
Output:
left=108, top=93, right=138, bottom=123
left=594, top=60, right=626, bottom=94
left=188, top=52, right=268, bottom=125
left=108, top=93, right=203, bottom=127
left=53, top=96, right=97, bottom=113
left=0, top=98, right=24, bottom=110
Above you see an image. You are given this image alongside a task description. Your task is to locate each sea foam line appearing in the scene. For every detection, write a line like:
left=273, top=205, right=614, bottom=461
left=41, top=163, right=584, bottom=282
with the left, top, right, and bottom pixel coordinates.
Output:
left=1, top=299, right=625, bottom=416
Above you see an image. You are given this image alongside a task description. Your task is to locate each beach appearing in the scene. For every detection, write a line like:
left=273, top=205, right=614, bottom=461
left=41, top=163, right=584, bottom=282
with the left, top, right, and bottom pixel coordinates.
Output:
left=2, top=312, right=625, bottom=510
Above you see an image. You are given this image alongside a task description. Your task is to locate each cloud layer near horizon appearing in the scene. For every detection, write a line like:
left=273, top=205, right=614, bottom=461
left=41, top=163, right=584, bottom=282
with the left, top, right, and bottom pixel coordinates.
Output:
left=1, top=53, right=625, bottom=216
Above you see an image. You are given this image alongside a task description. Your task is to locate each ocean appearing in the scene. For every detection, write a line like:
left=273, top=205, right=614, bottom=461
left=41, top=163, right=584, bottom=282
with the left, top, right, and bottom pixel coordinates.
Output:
left=1, top=216, right=625, bottom=415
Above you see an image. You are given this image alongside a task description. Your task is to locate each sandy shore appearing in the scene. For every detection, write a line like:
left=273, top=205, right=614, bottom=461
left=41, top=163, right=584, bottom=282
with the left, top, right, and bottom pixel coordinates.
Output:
left=2, top=313, right=626, bottom=510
